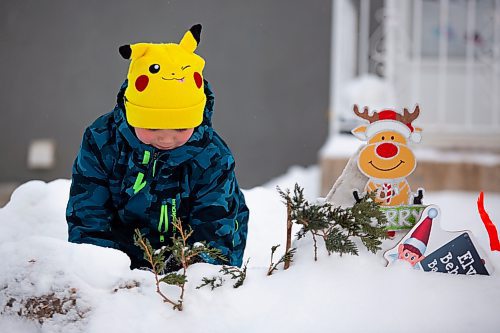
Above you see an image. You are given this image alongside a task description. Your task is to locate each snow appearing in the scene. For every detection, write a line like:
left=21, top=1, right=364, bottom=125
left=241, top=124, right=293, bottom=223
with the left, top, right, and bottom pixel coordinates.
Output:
left=415, top=148, right=500, bottom=167
left=337, top=74, right=397, bottom=122
left=262, top=164, right=320, bottom=201
left=320, top=134, right=500, bottom=167
left=1, top=173, right=500, bottom=332
left=320, top=134, right=363, bottom=158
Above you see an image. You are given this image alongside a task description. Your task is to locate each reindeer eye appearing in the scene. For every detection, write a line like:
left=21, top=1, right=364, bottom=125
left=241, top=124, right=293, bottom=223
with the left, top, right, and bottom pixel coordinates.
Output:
left=149, top=64, right=161, bottom=74
left=381, top=136, right=385, bottom=140
left=391, top=136, right=395, bottom=140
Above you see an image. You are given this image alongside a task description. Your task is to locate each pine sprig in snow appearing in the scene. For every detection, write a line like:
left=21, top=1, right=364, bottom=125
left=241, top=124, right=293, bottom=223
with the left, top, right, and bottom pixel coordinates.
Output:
left=220, top=258, right=250, bottom=288
left=196, top=276, right=224, bottom=291
left=134, top=218, right=227, bottom=311
left=267, top=245, right=297, bottom=276
left=197, top=259, right=250, bottom=290
left=278, top=184, right=387, bottom=262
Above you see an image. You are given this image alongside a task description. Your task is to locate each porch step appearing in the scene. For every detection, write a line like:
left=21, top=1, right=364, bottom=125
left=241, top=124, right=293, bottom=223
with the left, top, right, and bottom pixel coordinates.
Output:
left=320, top=150, right=500, bottom=196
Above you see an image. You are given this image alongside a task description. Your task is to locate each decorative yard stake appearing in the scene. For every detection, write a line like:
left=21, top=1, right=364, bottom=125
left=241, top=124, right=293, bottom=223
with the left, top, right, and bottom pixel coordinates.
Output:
left=351, top=105, right=426, bottom=231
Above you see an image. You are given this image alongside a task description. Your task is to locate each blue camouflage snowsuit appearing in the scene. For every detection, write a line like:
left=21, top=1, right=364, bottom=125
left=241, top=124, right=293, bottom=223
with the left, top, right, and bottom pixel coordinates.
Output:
left=66, top=80, right=249, bottom=269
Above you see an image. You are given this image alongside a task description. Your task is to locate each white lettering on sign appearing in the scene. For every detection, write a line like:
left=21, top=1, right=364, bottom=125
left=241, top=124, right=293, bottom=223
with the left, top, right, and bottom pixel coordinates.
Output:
left=427, top=259, right=438, bottom=272
left=458, top=251, right=474, bottom=269
left=458, top=251, right=477, bottom=275
left=440, top=252, right=453, bottom=264
left=466, top=264, right=477, bottom=275
left=386, top=210, right=398, bottom=226
left=411, top=208, right=423, bottom=223
left=383, top=207, right=425, bottom=228
left=399, top=209, right=411, bottom=227
left=447, top=265, right=459, bottom=274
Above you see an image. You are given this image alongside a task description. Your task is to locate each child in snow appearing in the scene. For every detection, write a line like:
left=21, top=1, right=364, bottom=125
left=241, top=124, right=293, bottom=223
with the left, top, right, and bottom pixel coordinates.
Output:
left=66, top=24, right=249, bottom=270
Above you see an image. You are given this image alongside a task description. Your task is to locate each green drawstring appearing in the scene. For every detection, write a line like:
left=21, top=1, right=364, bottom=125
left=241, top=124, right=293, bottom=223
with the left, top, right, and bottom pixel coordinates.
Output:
left=142, top=150, right=151, bottom=164
left=133, top=151, right=152, bottom=194
left=133, top=172, right=147, bottom=194
left=158, top=203, right=169, bottom=242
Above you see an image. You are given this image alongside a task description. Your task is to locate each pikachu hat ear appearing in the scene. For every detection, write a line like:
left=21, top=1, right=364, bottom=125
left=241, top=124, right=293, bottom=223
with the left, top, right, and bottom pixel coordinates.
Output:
left=179, top=24, right=202, bottom=53
left=118, top=24, right=201, bottom=59
left=119, top=43, right=149, bottom=60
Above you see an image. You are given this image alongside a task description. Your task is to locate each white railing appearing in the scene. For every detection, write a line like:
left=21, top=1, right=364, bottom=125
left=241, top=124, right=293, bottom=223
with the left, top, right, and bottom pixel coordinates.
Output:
left=331, top=0, right=500, bottom=148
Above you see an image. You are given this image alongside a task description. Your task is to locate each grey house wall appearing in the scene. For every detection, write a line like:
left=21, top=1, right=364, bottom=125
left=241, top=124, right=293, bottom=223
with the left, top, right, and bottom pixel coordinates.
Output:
left=0, top=0, right=330, bottom=188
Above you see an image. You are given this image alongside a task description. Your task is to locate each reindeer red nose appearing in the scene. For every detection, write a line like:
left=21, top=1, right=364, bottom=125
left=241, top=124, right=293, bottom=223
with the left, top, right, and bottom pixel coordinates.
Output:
left=376, top=143, right=398, bottom=158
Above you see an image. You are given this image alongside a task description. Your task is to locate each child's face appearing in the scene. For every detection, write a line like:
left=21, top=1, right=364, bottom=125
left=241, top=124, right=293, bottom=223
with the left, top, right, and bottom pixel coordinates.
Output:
left=134, top=127, right=194, bottom=150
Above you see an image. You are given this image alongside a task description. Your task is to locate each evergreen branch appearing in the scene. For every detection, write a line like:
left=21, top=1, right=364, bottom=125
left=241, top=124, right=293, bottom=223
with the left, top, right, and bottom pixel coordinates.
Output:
left=284, top=193, right=293, bottom=270
left=160, top=273, right=187, bottom=287
left=170, top=218, right=190, bottom=311
left=276, top=184, right=387, bottom=266
left=281, top=248, right=296, bottom=266
left=196, top=276, right=224, bottom=290
left=221, top=258, right=250, bottom=288
left=267, top=245, right=281, bottom=276
left=182, top=242, right=227, bottom=265
left=267, top=245, right=296, bottom=276
left=134, top=218, right=227, bottom=311
left=133, top=229, right=179, bottom=308
left=197, top=258, right=250, bottom=291
left=311, top=232, right=319, bottom=261
left=324, top=228, right=358, bottom=256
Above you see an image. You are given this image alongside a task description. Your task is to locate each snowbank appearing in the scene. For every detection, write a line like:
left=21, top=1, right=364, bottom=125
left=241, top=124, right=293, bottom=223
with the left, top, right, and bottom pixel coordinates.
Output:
left=1, top=176, right=500, bottom=332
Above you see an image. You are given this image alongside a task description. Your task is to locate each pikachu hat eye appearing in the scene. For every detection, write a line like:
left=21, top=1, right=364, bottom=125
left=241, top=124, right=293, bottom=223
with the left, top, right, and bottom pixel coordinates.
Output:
left=149, top=64, right=160, bottom=74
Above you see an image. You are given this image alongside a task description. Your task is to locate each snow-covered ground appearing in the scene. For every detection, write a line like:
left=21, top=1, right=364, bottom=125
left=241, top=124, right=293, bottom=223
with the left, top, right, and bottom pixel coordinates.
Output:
left=1, top=168, right=500, bottom=333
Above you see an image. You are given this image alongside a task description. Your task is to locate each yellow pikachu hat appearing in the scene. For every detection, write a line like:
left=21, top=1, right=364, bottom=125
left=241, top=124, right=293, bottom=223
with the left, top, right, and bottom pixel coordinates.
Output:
left=119, top=24, right=206, bottom=129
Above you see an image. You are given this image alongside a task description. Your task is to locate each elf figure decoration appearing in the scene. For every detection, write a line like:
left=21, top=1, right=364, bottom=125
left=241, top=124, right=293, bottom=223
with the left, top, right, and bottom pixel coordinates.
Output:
left=351, top=104, right=424, bottom=207
left=386, top=207, right=438, bottom=268
left=385, top=205, right=493, bottom=275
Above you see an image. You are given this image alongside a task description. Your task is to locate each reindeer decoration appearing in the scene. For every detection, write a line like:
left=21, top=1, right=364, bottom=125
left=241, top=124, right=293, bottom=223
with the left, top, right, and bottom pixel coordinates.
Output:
left=352, top=105, right=423, bottom=207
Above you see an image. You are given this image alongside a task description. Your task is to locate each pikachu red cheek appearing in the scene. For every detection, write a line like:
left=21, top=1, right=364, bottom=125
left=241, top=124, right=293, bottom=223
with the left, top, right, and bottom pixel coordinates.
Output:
left=193, top=72, right=203, bottom=89
left=135, top=75, right=149, bottom=92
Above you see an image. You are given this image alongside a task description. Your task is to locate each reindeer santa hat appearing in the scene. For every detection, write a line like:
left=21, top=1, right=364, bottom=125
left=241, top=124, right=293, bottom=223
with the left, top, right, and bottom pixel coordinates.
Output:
left=352, top=105, right=422, bottom=143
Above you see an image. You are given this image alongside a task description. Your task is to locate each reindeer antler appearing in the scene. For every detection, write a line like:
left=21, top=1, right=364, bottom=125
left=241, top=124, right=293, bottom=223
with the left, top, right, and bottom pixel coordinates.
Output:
left=353, top=105, right=379, bottom=123
left=397, top=105, right=420, bottom=124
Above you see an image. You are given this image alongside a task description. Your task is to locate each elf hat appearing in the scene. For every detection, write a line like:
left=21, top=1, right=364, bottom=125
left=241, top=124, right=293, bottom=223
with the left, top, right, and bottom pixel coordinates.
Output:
left=119, top=24, right=206, bottom=129
left=403, top=208, right=438, bottom=255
